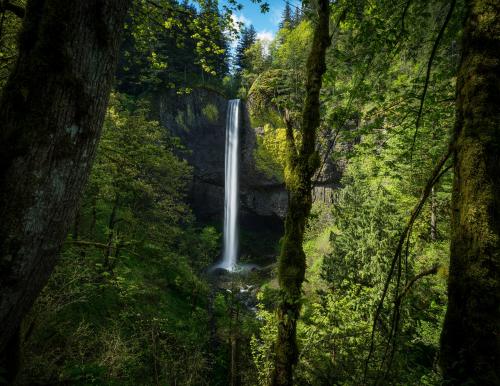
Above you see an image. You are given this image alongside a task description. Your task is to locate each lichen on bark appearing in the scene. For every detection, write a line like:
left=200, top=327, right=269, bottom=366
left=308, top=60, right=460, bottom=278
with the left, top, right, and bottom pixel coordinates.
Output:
left=271, top=0, right=331, bottom=385
left=0, top=0, right=131, bottom=379
left=439, top=0, right=500, bottom=384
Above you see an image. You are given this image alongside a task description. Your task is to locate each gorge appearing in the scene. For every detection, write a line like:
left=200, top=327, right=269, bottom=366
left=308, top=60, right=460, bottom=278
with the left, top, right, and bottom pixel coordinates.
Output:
left=155, top=88, right=344, bottom=261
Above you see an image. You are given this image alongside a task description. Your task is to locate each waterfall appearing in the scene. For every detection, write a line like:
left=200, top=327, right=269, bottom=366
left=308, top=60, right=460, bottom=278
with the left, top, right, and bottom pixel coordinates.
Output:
left=221, top=99, right=241, bottom=271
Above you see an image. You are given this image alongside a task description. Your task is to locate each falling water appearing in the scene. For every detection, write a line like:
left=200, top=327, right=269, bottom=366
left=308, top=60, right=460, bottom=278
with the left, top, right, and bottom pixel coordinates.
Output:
left=221, top=99, right=241, bottom=271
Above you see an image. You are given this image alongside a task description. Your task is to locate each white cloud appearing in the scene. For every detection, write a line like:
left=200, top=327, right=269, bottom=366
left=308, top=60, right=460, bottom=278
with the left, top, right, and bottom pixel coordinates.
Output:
left=231, top=14, right=251, bottom=31
left=256, top=31, right=274, bottom=42
left=256, top=31, right=274, bottom=56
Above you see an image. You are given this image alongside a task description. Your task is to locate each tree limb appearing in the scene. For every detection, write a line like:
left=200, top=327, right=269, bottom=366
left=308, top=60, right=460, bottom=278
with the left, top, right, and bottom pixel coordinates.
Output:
left=400, top=0, right=412, bottom=37
left=410, top=0, right=456, bottom=156
left=395, top=264, right=440, bottom=305
left=363, top=141, right=453, bottom=382
left=66, top=240, right=109, bottom=249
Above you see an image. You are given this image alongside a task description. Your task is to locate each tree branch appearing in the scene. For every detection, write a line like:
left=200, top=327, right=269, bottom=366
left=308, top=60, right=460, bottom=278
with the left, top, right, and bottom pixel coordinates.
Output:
left=66, top=240, right=109, bottom=249
left=66, top=239, right=140, bottom=256
left=364, top=141, right=453, bottom=382
left=410, top=0, right=456, bottom=156
left=400, top=0, right=412, bottom=37
left=395, top=264, right=440, bottom=305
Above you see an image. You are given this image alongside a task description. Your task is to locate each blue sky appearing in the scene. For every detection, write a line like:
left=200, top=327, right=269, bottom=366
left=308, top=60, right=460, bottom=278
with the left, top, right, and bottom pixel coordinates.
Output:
left=226, top=0, right=300, bottom=41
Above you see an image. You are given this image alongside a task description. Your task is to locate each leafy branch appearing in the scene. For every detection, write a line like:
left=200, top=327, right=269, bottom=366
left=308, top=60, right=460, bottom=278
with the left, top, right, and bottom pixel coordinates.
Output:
left=363, top=140, right=454, bottom=383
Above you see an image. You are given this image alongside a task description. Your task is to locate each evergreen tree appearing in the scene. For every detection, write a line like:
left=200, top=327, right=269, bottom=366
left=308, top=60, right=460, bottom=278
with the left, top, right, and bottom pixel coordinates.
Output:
left=279, top=3, right=292, bottom=29
left=235, top=24, right=257, bottom=74
left=291, top=8, right=301, bottom=28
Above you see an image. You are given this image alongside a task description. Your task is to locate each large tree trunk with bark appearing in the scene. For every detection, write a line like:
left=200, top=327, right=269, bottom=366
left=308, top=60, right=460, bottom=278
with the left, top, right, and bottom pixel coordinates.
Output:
left=0, top=0, right=130, bottom=371
left=271, top=0, right=330, bottom=385
left=439, top=0, right=500, bottom=384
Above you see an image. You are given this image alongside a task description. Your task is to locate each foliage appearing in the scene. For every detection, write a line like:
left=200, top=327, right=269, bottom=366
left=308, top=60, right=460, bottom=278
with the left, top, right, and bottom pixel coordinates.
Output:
left=4, top=0, right=474, bottom=384
left=250, top=293, right=278, bottom=386
left=202, top=102, right=220, bottom=123
left=18, top=94, right=221, bottom=385
left=117, top=0, right=231, bottom=95
left=0, top=1, right=23, bottom=89
left=252, top=129, right=451, bottom=384
left=253, top=124, right=287, bottom=181
left=247, top=1, right=458, bottom=384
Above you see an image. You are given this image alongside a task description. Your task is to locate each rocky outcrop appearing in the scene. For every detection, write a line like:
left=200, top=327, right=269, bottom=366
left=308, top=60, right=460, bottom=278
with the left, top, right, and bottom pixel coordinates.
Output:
left=239, top=109, right=288, bottom=220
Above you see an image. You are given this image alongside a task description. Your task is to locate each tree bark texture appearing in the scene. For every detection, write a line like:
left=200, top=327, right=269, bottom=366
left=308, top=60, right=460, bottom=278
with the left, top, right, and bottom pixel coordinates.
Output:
left=0, top=0, right=130, bottom=358
left=439, top=0, right=500, bottom=384
left=272, top=0, right=330, bottom=385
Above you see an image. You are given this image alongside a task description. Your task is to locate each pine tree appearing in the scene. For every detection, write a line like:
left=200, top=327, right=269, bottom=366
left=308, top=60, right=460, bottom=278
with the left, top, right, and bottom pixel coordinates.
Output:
left=279, top=3, right=293, bottom=29
left=235, top=24, right=257, bottom=74
left=291, top=8, right=301, bottom=28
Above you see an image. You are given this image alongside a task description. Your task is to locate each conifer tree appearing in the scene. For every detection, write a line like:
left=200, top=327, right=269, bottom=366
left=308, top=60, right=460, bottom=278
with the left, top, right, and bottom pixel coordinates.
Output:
left=279, top=3, right=292, bottom=29
left=235, top=24, right=257, bottom=74
left=291, top=8, right=301, bottom=28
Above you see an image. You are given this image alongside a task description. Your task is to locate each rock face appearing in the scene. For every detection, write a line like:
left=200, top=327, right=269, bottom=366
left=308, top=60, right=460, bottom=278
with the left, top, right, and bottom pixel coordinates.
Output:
left=156, top=88, right=227, bottom=220
left=154, top=88, right=344, bottom=233
left=239, top=108, right=288, bottom=222
left=154, top=88, right=285, bottom=228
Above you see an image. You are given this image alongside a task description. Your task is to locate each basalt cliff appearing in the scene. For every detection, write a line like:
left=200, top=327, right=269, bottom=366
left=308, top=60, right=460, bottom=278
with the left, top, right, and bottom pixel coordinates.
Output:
left=154, top=88, right=347, bottom=237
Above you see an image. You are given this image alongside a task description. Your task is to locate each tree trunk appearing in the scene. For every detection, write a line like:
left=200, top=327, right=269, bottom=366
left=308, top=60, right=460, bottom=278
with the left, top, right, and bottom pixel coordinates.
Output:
left=0, top=0, right=130, bottom=362
left=439, top=0, right=500, bottom=384
left=271, top=0, right=330, bottom=385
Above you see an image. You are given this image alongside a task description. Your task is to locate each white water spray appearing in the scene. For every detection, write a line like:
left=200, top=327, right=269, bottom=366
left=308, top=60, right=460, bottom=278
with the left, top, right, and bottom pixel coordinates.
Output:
left=220, top=99, right=241, bottom=271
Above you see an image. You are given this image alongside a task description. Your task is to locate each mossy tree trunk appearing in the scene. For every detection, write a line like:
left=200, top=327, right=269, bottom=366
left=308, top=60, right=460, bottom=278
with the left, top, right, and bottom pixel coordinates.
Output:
left=271, top=0, right=330, bottom=385
left=439, top=0, right=500, bottom=384
left=0, top=0, right=130, bottom=371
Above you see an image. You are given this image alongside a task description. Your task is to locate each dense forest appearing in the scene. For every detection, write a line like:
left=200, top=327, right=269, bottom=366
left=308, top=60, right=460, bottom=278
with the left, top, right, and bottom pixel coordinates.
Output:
left=0, top=0, right=498, bottom=385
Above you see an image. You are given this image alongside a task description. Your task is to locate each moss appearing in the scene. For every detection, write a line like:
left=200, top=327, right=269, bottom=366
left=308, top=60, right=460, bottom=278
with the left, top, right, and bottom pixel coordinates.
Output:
left=271, top=1, right=331, bottom=382
left=201, top=103, right=219, bottom=123
left=439, top=0, right=500, bottom=384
